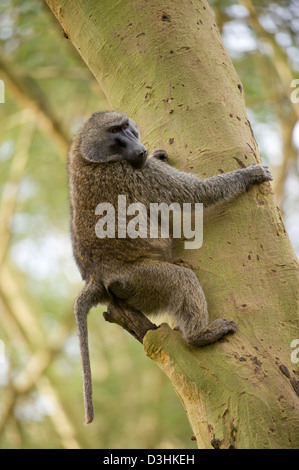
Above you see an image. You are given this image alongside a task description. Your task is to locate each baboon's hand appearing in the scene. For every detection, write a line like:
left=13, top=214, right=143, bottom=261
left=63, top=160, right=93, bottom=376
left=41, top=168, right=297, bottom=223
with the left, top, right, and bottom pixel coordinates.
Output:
left=149, top=149, right=168, bottom=162
left=246, top=163, right=273, bottom=184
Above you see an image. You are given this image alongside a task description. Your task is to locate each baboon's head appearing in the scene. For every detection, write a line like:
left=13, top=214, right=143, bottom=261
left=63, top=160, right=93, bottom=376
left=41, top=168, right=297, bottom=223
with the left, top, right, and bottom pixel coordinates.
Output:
left=79, top=111, right=148, bottom=168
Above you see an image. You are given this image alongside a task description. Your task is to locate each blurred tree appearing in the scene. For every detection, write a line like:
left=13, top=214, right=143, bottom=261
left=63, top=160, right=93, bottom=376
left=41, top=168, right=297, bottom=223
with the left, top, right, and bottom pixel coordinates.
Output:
left=45, top=0, right=299, bottom=449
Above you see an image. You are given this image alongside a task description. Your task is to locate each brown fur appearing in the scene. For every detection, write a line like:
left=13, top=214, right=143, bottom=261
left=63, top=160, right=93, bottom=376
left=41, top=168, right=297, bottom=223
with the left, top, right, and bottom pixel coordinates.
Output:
left=68, top=111, right=272, bottom=423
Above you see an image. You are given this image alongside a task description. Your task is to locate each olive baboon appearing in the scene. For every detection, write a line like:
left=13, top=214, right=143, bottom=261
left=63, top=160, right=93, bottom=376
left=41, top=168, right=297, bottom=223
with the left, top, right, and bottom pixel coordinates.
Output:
left=68, top=111, right=272, bottom=423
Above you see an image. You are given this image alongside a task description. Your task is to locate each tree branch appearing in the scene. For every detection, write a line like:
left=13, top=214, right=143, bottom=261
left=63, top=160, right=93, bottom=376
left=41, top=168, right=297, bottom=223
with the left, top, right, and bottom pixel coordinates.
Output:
left=103, top=301, right=158, bottom=344
left=0, top=57, right=70, bottom=156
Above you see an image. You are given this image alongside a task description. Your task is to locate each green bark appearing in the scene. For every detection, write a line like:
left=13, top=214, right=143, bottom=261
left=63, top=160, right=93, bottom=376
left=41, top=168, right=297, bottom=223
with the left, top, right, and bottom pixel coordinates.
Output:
left=45, top=0, right=299, bottom=448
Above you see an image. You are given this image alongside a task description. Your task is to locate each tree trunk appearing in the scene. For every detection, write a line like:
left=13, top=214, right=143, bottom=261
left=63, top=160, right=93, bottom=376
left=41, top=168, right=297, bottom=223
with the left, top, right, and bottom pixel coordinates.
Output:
left=45, top=0, right=299, bottom=448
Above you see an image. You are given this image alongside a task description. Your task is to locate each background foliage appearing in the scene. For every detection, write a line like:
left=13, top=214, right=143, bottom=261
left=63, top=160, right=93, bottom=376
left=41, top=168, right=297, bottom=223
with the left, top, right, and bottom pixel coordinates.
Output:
left=0, top=0, right=298, bottom=449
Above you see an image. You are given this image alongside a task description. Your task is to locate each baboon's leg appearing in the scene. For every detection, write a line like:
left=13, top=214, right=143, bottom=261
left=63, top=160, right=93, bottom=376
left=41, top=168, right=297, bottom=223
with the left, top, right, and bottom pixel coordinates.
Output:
left=109, top=261, right=237, bottom=346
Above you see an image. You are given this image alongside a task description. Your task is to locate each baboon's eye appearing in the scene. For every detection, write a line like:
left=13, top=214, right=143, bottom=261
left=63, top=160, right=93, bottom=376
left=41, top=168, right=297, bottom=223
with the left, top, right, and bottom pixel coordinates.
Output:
left=122, top=123, right=128, bottom=130
left=110, top=127, right=119, bottom=134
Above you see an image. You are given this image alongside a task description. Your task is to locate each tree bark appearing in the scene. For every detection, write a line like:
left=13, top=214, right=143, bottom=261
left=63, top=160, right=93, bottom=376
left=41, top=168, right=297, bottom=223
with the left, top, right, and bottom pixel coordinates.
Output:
left=44, top=0, right=299, bottom=448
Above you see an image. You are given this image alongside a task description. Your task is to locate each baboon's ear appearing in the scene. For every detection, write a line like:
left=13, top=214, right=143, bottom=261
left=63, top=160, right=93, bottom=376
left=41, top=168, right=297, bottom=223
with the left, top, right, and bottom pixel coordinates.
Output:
left=82, top=143, right=120, bottom=164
